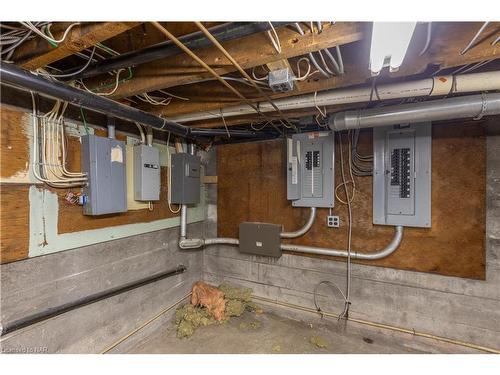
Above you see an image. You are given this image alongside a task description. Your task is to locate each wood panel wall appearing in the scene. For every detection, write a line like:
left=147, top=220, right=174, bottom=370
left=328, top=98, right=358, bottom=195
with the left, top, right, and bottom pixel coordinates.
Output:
left=0, top=105, right=180, bottom=264
left=217, top=122, right=486, bottom=279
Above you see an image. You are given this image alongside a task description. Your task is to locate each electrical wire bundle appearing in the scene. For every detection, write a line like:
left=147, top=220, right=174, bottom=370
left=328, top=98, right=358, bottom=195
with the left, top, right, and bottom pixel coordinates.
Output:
left=30, top=93, right=88, bottom=188
left=0, top=22, right=50, bottom=61
left=350, top=129, right=373, bottom=176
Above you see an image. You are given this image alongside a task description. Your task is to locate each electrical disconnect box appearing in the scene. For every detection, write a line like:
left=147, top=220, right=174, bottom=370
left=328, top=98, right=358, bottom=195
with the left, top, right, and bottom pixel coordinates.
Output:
left=171, top=153, right=201, bottom=204
left=239, top=222, right=282, bottom=258
left=268, top=68, right=295, bottom=93
left=133, top=145, right=160, bottom=201
left=373, top=123, right=432, bottom=228
left=287, top=131, right=335, bottom=208
left=81, top=134, right=127, bottom=215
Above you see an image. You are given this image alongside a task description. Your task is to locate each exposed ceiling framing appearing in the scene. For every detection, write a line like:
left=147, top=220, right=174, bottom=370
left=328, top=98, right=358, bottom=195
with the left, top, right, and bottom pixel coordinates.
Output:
left=1, top=21, right=499, bottom=137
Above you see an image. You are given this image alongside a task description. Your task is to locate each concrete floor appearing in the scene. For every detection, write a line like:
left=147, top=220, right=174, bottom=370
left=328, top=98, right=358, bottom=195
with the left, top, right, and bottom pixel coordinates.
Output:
left=125, top=307, right=479, bottom=354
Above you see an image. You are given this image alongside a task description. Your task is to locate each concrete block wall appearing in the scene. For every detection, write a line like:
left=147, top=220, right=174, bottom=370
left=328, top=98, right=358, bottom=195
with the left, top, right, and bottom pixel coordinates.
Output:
left=0, top=222, right=205, bottom=354
left=203, top=128, right=500, bottom=351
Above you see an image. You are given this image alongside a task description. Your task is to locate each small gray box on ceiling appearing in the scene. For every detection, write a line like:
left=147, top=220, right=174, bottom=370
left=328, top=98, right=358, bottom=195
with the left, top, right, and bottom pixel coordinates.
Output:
left=171, top=153, right=201, bottom=204
left=134, top=144, right=160, bottom=201
left=81, top=134, right=127, bottom=215
left=268, top=68, right=295, bottom=93
left=239, top=222, right=282, bottom=258
left=373, top=123, right=432, bottom=228
left=286, top=131, right=335, bottom=208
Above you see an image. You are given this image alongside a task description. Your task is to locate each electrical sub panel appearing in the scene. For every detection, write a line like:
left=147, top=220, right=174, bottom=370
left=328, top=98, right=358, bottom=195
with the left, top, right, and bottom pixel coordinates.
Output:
left=373, top=123, right=432, bottom=228
left=286, top=131, right=334, bottom=208
left=133, top=145, right=160, bottom=201
left=80, top=134, right=127, bottom=215
left=171, top=153, right=201, bottom=204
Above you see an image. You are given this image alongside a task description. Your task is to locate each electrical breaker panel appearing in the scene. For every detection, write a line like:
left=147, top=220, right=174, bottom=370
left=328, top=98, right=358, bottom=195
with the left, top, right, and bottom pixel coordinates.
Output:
left=171, top=153, right=201, bottom=204
left=133, top=144, right=160, bottom=201
left=81, top=134, right=127, bottom=216
left=373, top=123, right=432, bottom=228
left=287, top=131, right=334, bottom=208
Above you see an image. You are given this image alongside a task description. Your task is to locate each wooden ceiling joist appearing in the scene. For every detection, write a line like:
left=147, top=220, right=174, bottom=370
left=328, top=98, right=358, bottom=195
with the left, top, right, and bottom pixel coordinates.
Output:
left=104, top=22, right=368, bottom=99
left=139, top=22, right=499, bottom=123
left=14, top=22, right=141, bottom=71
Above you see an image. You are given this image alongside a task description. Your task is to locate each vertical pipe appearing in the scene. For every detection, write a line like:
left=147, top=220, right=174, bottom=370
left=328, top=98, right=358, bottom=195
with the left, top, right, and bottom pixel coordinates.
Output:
left=180, top=204, right=187, bottom=240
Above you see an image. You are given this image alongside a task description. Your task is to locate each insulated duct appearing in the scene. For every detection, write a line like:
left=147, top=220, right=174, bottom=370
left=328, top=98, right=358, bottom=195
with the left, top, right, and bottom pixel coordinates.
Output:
left=0, top=63, right=260, bottom=140
left=169, top=71, right=500, bottom=123
left=69, top=22, right=289, bottom=80
left=330, top=93, right=500, bottom=130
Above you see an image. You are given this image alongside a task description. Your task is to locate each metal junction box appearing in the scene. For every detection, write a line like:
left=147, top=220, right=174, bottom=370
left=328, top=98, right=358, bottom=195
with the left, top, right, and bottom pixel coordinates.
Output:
left=373, top=123, right=432, bottom=228
left=286, top=131, right=335, bottom=208
left=81, top=134, right=127, bottom=215
left=268, top=68, right=295, bottom=93
left=239, top=222, right=282, bottom=258
left=171, top=153, right=201, bottom=204
left=133, top=145, right=160, bottom=201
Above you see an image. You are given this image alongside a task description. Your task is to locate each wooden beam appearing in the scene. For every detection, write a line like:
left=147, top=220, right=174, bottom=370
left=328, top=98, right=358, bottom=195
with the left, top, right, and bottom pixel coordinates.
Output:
left=15, top=22, right=141, bottom=70
left=139, top=22, right=499, bottom=122
left=104, top=22, right=367, bottom=99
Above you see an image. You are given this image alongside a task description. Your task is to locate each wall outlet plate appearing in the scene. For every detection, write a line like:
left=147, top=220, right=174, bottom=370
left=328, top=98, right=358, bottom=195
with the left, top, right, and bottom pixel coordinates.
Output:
left=327, top=215, right=340, bottom=228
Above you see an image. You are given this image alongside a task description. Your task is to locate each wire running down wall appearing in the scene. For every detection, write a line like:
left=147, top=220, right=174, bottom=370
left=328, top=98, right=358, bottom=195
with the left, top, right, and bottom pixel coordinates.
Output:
left=217, top=121, right=487, bottom=279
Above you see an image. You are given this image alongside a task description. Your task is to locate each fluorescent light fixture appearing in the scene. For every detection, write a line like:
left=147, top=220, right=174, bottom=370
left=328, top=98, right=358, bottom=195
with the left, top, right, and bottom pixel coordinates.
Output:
left=369, top=22, right=417, bottom=76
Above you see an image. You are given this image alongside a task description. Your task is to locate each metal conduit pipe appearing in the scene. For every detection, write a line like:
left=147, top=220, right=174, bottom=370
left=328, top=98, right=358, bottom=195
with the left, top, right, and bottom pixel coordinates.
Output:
left=281, top=207, right=317, bottom=238
left=330, top=93, right=500, bottom=130
left=70, top=22, right=290, bottom=80
left=0, top=63, right=260, bottom=140
left=281, top=225, right=404, bottom=260
left=169, top=70, right=500, bottom=123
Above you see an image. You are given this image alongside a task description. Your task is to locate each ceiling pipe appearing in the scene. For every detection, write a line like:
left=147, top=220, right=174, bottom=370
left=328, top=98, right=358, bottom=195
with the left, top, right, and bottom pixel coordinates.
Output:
left=0, top=63, right=261, bottom=140
left=169, top=71, right=500, bottom=124
left=69, top=22, right=290, bottom=81
left=330, top=93, right=500, bottom=130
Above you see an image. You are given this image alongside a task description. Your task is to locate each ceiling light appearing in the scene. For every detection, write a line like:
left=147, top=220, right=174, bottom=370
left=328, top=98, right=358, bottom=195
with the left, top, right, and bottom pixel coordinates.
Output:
left=369, top=22, right=417, bottom=76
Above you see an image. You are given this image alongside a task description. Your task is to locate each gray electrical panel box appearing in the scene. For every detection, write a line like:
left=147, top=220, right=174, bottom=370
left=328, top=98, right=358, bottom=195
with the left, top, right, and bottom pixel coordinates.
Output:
left=286, top=131, right=335, bottom=208
left=81, top=134, right=127, bottom=216
left=171, top=153, right=201, bottom=204
left=239, top=222, right=282, bottom=258
left=373, top=123, right=432, bottom=228
left=133, top=144, right=160, bottom=201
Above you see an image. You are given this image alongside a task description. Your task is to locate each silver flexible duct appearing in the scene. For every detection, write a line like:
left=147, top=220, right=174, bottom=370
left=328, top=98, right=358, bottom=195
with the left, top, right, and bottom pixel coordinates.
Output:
left=280, top=207, right=317, bottom=238
left=330, top=93, right=500, bottom=131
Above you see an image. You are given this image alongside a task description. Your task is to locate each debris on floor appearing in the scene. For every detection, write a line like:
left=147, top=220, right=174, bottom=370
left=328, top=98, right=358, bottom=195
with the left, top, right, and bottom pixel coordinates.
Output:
left=239, top=320, right=261, bottom=330
left=310, top=335, right=329, bottom=349
left=191, top=281, right=226, bottom=321
left=175, top=281, right=261, bottom=338
left=272, top=344, right=281, bottom=353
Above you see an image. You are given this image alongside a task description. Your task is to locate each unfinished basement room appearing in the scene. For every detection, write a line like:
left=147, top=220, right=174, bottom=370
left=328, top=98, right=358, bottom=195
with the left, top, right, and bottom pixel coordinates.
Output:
left=1, top=1, right=500, bottom=371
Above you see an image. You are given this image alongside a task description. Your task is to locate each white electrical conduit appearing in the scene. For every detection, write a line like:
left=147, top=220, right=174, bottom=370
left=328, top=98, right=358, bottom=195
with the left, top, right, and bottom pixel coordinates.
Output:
left=280, top=207, right=317, bottom=238
left=169, top=70, right=500, bottom=123
left=179, top=226, right=403, bottom=260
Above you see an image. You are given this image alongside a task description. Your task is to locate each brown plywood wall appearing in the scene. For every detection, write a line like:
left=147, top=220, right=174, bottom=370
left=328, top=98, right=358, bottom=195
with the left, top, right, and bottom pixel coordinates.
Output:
left=0, top=105, right=180, bottom=264
left=217, top=122, right=486, bottom=279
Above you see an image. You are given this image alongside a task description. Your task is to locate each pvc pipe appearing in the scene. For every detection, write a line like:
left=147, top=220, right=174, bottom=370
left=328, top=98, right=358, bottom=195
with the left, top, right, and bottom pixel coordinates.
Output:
left=281, top=226, right=403, bottom=260
left=180, top=204, right=187, bottom=239
left=170, top=71, right=500, bottom=123
left=331, top=93, right=500, bottom=130
left=281, top=207, right=317, bottom=238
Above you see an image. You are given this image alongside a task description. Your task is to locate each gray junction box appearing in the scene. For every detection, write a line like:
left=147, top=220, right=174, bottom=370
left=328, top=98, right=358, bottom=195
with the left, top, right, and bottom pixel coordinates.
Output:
left=133, top=144, right=160, bottom=201
left=239, top=222, right=282, bottom=258
left=372, top=123, right=432, bottom=228
left=81, top=134, right=127, bottom=215
left=171, top=153, right=201, bottom=204
left=286, top=131, right=335, bottom=208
